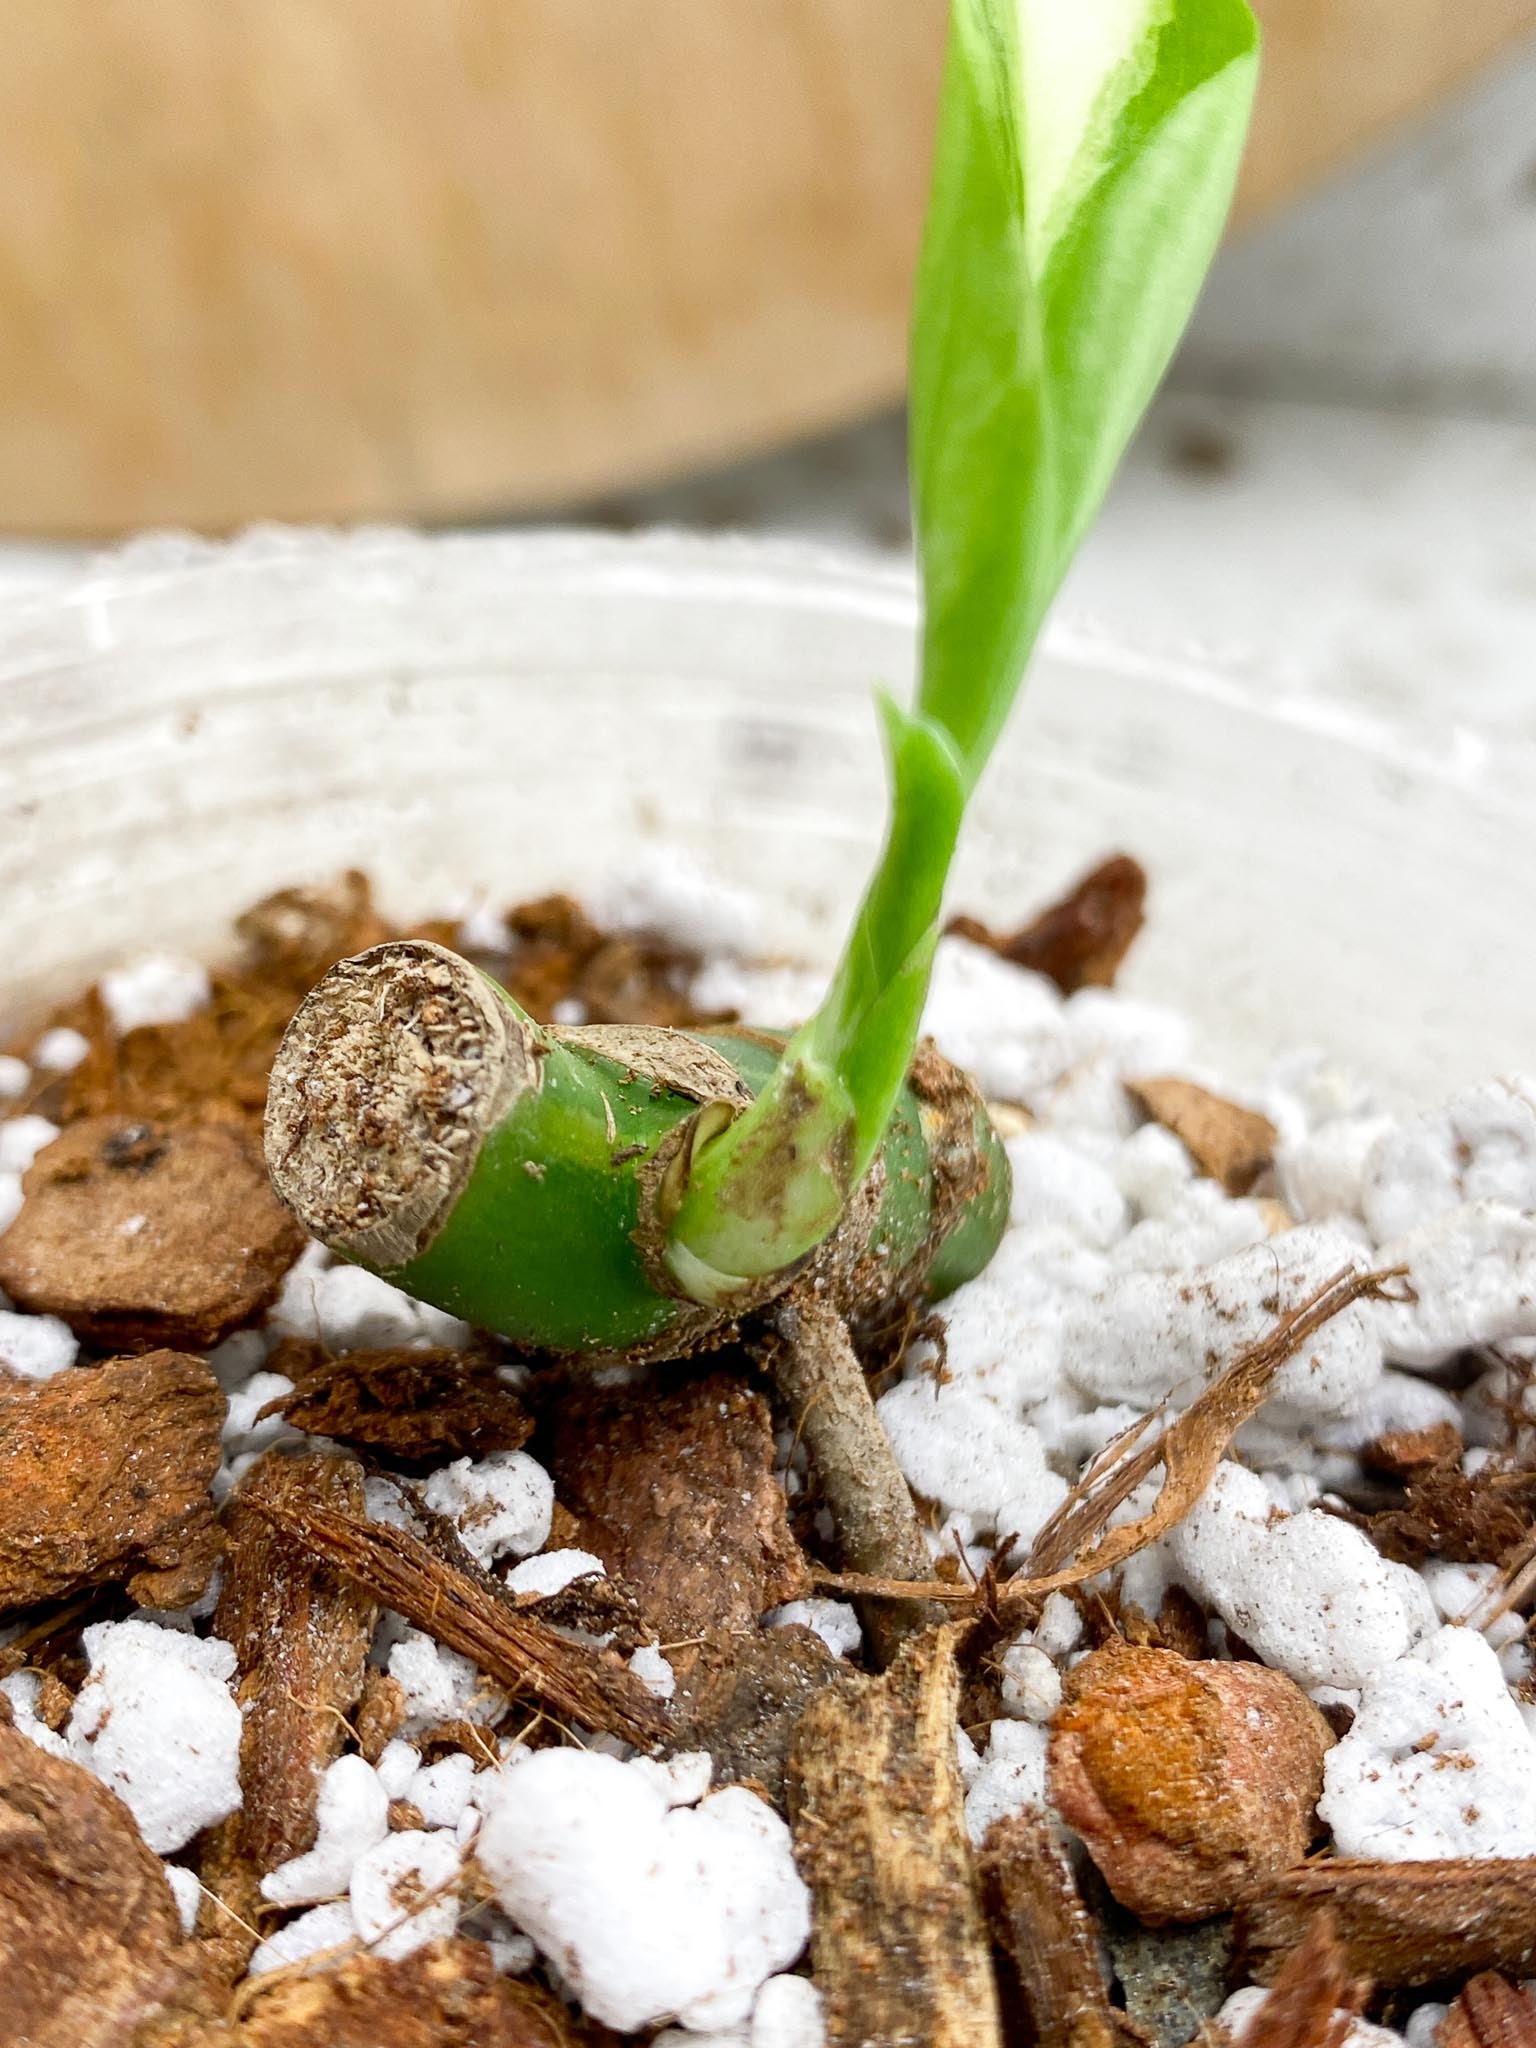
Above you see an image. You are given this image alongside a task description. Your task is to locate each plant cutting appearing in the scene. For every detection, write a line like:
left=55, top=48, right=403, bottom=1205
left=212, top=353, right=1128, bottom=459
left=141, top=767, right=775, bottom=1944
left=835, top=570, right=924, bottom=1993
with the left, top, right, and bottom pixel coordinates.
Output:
left=9, top=7, right=1536, bottom=2042
left=265, top=0, right=1261, bottom=1611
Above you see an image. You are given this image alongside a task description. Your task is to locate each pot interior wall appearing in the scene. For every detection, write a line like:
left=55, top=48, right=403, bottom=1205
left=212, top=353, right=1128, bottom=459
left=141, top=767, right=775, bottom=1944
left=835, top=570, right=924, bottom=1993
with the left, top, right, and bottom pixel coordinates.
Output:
left=1, top=530, right=1528, bottom=1106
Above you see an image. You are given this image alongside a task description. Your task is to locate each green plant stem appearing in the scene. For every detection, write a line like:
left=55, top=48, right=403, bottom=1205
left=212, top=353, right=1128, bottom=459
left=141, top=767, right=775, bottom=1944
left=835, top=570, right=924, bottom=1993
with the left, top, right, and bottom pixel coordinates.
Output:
left=265, top=942, right=1009, bottom=1361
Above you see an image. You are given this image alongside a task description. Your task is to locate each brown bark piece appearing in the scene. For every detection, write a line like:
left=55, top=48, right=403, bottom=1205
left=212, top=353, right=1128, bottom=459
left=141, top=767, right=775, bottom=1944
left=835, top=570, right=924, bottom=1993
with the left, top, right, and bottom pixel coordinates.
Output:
left=231, top=1937, right=584, bottom=2047
left=0, top=1348, right=222, bottom=1614
left=1238, top=1914, right=1360, bottom=2048
left=980, top=1810, right=1147, bottom=2048
left=1049, top=1643, right=1332, bottom=1924
left=788, top=1625, right=1003, bottom=2048
left=947, top=854, right=1147, bottom=996
left=199, top=1450, right=375, bottom=1979
left=1440, top=1973, right=1536, bottom=2048
left=1361, top=1422, right=1464, bottom=1480
left=1126, top=1076, right=1278, bottom=1197
left=234, top=872, right=394, bottom=994
left=54, top=986, right=295, bottom=1132
left=0, top=1720, right=201, bottom=2048
left=269, top=1342, right=534, bottom=1467
left=356, top=1669, right=410, bottom=1761
left=215, top=1451, right=377, bottom=1876
left=546, top=1370, right=809, bottom=1639
left=0, top=1114, right=304, bottom=1349
left=1238, top=1861, right=1536, bottom=1990
left=671, top=1622, right=842, bottom=1811
left=1353, top=1458, right=1536, bottom=1569
left=245, top=1486, right=667, bottom=1745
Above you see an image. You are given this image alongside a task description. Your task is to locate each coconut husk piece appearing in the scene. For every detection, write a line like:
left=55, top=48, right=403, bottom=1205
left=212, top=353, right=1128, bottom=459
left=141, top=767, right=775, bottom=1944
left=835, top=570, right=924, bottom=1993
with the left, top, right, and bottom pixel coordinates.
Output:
left=1239, top=1861, right=1536, bottom=1991
left=197, top=1449, right=378, bottom=1978
left=243, top=1487, right=666, bottom=1746
left=788, top=1624, right=1003, bottom=2048
left=979, top=1809, right=1148, bottom=2048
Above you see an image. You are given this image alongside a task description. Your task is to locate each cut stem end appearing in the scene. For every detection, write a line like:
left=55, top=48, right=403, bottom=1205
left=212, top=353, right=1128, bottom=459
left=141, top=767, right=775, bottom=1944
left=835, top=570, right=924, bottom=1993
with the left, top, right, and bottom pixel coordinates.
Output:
left=264, top=940, right=539, bottom=1269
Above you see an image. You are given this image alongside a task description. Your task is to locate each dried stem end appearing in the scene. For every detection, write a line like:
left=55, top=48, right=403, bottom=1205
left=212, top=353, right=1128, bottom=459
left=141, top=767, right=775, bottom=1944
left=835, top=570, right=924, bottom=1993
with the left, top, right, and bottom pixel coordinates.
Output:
left=265, top=941, right=539, bottom=1270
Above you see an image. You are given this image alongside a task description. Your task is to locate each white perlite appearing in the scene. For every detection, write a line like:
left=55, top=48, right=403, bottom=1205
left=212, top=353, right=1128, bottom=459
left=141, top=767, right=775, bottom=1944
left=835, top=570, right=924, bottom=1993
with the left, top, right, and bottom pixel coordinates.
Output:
left=767, top=1599, right=863, bottom=1661
left=998, top=1640, right=1064, bottom=1723
left=1372, top=1203, right=1536, bottom=1367
left=67, top=1620, right=243, bottom=1854
left=1360, top=1077, right=1536, bottom=1241
left=0, top=1308, right=78, bottom=1380
left=1061, top=1223, right=1382, bottom=1418
left=0, top=1670, right=70, bottom=1760
left=629, top=1642, right=678, bottom=1701
left=963, top=1719, right=1052, bottom=1846
left=653, top=1975, right=826, bottom=2048
left=388, top=1628, right=508, bottom=1735
left=477, top=1749, right=809, bottom=2033
left=99, top=954, right=211, bottom=1035
left=588, top=845, right=756, bottom=957
left=163, top=1862, right=203, bottom=1936
left=421, top=1450, right=554, bottom=1566
left=408, top=1753, right=481, bottom=1832
left=268, top=1254, right=473, bottom=1353
left=1169, top=1462, right=1434, bottom=1691
left=1319, top=1628, right=1536, bottom=1859
left=0, top=1115, right=58, bottom=1174
left=30, top=1026, right=90, bottom=1074
left=350, top=1828, right=462, bottom=1959
left=505, top=1548, right=606, bottom=1598
left=249, top=1901, right=358, bottom=1977
left=262, top=1754, right=390, bottom=1907
left=876, top=1377, right=1067, bottom=1554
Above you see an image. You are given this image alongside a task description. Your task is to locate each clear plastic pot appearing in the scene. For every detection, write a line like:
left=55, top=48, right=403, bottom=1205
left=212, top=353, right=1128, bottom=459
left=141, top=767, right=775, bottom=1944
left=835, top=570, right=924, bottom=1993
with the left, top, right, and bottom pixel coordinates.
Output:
left=1, top=527, right=1528, bottom=1104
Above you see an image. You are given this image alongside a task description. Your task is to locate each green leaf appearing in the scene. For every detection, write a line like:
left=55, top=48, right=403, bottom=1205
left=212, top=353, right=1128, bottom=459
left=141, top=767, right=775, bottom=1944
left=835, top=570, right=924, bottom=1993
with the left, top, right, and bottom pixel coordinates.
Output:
left=665, top=0, right=1257, bottom=1299
left=913, top=0, right=1260, bottom=783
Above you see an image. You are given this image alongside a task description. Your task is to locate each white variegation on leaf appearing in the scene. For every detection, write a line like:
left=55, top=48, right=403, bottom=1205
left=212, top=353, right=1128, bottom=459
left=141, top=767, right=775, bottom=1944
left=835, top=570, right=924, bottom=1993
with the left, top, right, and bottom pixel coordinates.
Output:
left=1014, top=0, right=1174, bottom=269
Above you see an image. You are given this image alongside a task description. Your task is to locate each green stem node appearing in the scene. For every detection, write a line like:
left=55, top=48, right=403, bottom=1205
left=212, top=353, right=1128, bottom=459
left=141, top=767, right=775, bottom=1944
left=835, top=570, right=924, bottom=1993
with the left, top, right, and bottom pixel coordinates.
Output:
left=265, top=942, right=1010, bottom=1361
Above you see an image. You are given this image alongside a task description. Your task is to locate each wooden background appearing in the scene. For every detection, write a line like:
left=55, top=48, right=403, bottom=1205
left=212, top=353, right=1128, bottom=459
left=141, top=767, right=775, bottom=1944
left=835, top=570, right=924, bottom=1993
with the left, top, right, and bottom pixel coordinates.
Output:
left=1, top=0, right=1532, bottom=536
